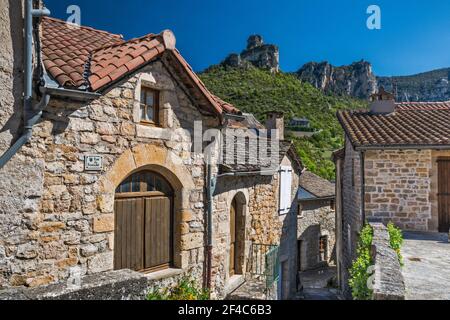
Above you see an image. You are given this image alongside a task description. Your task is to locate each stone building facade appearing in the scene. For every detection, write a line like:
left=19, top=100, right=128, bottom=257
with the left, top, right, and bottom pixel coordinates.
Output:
left=0, top=1, right=302, bottom=300
left=335, top=95, right=450, bottom=297
left=297, top=172, right=336, bottom=272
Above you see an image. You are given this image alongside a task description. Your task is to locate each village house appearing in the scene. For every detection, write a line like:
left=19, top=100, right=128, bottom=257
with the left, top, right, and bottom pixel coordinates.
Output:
left=0, top=0, right=303, bottom=300
left=334, top=88, right=450, bottom=296
left=297, top=171, right=336, bottom=273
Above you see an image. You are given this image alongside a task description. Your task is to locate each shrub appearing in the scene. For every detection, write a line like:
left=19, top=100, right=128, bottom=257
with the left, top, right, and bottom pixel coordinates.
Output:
left=387, top=222, right=404, bottom=266
left=147, top=276, right=209, bottom=300
left=349, top=224, right=374, bottom=300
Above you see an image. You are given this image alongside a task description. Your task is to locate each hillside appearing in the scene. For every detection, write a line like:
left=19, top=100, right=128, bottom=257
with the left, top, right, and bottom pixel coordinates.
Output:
left=200, top=65, right=367, bottom=180
left=377, top=68, right=450, bottom=102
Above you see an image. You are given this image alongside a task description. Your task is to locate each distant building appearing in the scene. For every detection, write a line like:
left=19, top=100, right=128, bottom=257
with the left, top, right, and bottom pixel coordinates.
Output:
left=289, top=117, right=310, bottom=128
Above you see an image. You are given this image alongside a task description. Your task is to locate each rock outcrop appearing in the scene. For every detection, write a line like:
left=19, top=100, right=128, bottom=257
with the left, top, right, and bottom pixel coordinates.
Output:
left=377, top=68, right=450, bottom=102
left=222, top=35, right=279, bottom=73
left=296, top=60, right=378, bottom=99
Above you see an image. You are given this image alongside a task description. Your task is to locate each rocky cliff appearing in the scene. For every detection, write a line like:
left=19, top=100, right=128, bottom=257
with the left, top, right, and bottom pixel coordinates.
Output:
left=222, top=35, right=279, bottom=73
left=377, top=68, right=450, bottom=102
left=296, top=60, right=378, bottom=99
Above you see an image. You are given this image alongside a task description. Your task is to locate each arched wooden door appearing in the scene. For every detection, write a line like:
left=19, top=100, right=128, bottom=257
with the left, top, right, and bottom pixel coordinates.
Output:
left=114, top=171, right=173, bottom=272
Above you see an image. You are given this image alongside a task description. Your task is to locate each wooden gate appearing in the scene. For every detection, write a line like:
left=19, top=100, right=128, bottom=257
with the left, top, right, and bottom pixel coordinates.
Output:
left=438, top=159, right=450, bottom=232
left=114, top=171, right=173, bottom=272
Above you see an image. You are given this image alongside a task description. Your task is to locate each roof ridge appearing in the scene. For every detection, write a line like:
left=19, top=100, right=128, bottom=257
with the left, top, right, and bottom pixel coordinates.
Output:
left=43, top=16, right=124, bottom=40
left=91, top=33, right=159, bottom=54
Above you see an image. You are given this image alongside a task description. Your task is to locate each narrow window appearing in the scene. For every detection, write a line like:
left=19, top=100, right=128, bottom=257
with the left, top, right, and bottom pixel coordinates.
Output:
left=140, top=87, right=159, bottom=125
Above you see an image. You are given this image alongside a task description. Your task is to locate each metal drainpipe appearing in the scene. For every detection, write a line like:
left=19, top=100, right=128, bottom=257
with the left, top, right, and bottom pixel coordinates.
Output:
left=205, top=163, right=215, bottom=292
left=359, top=151, right=366, bottom=226
left=0, top=0, right=50, bottom=170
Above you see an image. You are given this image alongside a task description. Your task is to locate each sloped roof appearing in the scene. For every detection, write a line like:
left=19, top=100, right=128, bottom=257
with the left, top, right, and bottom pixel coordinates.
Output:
left=337, top=103, right=450, bottom=149
left=298, top=171, right=335, bottom=199
left=41, top=17, right=239, bottom=116
left=396, top=101, right=450, bottom=111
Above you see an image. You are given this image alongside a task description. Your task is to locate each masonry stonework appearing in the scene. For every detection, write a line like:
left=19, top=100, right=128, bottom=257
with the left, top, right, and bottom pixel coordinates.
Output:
left=365, top=149, right=433, bottom=231
left=298, top=201, right=336, bottom=271
left=0, top=58, right=216, bottom=289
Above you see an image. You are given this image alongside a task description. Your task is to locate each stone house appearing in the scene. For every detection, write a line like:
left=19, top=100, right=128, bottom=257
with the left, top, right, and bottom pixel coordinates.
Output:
left=334, top=90, right=450, bottom=296
left=297, top=171, right=336, bottom=274
left=0, top=1, right=302, bottom=300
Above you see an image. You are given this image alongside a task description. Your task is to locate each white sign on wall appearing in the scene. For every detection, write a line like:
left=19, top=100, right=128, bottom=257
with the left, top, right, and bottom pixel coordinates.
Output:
left=84, top=155, right=103, bottom=171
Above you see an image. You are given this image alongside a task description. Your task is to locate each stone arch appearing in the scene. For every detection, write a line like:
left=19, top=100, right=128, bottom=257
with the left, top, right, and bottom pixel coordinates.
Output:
left=99, top=143, right=196, bottom=269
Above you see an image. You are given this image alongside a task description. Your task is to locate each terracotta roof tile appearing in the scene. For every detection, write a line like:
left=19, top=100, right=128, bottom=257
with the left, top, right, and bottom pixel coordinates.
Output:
left=396, top=101, right=450, bottom=111
left=41, top=17, right=240, bottom=116
left=337, top=104, right=450, bottom=148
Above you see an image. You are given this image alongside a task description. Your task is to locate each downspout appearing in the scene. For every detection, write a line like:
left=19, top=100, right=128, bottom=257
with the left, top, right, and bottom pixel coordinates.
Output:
left=0, top=0, right=51, bottom=170
left=359, top=151, right=366, bottom=226
left=205, top=163, right=215, bottom=293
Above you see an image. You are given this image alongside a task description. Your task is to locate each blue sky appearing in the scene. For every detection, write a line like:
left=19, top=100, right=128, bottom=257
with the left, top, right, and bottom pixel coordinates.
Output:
left=44, top=0, right=450, bottom=76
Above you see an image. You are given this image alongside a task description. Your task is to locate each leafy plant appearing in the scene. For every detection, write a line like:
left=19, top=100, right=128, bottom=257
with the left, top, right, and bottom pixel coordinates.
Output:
left=349, top=224, right=374, bottom=300
left=146, top=276, right=209, bottom=300
left=200, top=65, right=367, bottom=180
left=387, top=222, right=404, bottom=266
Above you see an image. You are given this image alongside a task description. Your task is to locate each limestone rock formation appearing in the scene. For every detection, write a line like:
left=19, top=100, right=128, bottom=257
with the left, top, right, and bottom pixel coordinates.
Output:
left=377, top=68, right=450, bottom=102
left=222, top=35, right=279, bottom=73
left=296, top=60, right=378, bottom=99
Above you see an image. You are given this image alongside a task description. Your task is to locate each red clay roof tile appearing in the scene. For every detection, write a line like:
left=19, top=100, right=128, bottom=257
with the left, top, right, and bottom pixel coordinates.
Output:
left=41, top=17, right=240, bottom=116
left=337, top=103, right=450, bottom=148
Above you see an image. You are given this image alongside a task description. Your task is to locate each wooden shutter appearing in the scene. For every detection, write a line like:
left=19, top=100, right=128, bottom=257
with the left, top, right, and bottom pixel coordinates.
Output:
left=144, top=197, right=172, bottom=270
left=114, top=198, right=144, bottom=271
left=438, top=159, right=450, bottom=232
left=279, top=166, right=293, bottom=215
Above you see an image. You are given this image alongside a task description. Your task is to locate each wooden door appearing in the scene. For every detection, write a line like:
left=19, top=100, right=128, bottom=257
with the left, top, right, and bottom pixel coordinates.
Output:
left=229, top=199, right=237, bottom=276
left=114, top=170, right=174, bottom=272
left=144, top=197, right=172, bottom=270
left=114, top=198, right=144, bottom=271
left=438, top=159, right=450, bottom=232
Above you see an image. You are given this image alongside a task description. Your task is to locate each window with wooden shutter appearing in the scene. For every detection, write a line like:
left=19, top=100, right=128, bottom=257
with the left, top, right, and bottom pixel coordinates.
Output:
left=279, top=166, right=293, bottom=215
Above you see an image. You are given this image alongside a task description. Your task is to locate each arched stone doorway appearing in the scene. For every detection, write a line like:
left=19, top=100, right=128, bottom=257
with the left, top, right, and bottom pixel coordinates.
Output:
left=98, top=144, right=197, bottom=271
left=114, top=170, right=174, bottom=272
left=229, top=192, right=246, bottom=276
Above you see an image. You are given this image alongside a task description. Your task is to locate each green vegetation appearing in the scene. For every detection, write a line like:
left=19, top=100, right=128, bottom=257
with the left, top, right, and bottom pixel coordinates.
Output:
left=200, top=65, right=367, bottom=180
left=349, top=224, right=374, bottom=300
left=387, top=222, right=404, bottom=266
left=147, top=276, right=209, bottom=300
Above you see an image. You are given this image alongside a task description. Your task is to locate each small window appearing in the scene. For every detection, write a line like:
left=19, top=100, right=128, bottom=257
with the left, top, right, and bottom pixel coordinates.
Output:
left=319, top=236, right=328, bottom=262
left=140, top=87, right=159, bottom=125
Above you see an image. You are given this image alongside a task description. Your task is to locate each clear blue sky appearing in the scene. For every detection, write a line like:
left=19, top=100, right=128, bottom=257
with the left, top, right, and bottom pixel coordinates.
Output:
left=44, top=0, right=450, bottom=76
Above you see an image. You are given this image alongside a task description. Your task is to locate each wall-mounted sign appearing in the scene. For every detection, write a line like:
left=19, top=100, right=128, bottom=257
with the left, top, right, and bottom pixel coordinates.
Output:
left=84, top=155, right=103, bottom=171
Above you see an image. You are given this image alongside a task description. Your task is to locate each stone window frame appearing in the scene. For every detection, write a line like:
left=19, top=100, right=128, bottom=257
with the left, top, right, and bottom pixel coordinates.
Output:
left=133, top=73, right=171, bottom=128
left=139, top=86, right=160, bottom=126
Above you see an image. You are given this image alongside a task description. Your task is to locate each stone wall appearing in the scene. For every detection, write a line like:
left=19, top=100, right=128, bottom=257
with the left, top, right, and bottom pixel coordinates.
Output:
left=212, top=155, right=300, bottom=299
left=0, top=56, right=218, bottom=290
left=298, top=200, right=336, bottom=271
left=340, top=138, right=363, bottom=298
left=364, top=150, right=433, bottom=231
left=0, top=269, right=149, bottom=300
left=370, top=223, right=405, bottom=300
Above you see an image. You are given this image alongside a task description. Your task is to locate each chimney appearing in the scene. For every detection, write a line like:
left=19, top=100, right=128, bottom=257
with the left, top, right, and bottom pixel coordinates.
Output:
left=369, top=86, right=395, bottom=114
left=265, top=111, right=284, bottom=140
